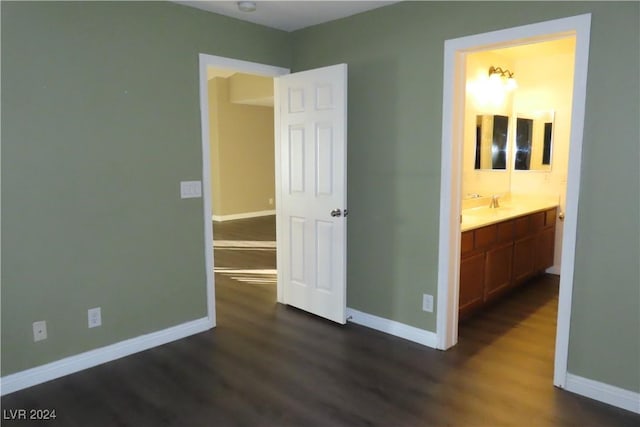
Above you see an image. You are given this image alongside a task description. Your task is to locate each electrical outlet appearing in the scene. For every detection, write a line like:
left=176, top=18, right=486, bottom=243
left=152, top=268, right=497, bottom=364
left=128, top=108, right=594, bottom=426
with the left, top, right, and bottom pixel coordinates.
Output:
left=88, top=307, right=102, bottom=328
left=33, top=321, right=47, bottom=342
left=268, top=198, right=274, bottom=205
left=422, top=294, right=434, bottom=313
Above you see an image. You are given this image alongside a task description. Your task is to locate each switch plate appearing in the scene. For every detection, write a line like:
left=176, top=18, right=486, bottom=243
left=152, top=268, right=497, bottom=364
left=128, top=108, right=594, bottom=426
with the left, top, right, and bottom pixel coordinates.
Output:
left=268, top=198, right=274, bottom=205
left=33, top=321, right=47, bottom=342
left=180, top=181, right=202, bottom=199
left=88, top=307, right=102, bottom=328
left=422, top=294, right=434, bottom=312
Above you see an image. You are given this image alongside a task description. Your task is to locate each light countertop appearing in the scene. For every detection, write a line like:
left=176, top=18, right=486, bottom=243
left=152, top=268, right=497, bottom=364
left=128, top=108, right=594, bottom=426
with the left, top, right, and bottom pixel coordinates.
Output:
left=461, top=196, right=559, bottom=232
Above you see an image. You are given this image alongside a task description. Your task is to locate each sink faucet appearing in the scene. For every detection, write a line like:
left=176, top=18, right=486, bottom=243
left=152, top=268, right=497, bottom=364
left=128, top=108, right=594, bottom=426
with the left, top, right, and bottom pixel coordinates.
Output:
left=489, top=194, right=500, bottom=208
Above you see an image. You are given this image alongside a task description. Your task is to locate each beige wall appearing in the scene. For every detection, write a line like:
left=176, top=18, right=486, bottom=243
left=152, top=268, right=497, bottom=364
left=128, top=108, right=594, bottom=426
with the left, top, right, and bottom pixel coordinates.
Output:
left=462, top=41, right=574, bottom=204
left=462, top=51, right=515, bottom=197
left=229, top=73, right=274, bottom=106
left=208, top=77, right=275, bottom=217
left=510, top=50, right=574, bottom=200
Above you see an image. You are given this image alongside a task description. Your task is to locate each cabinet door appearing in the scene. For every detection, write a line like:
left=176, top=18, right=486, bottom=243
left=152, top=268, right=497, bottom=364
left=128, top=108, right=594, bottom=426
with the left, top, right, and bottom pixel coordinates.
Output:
left=534, top=226, right=555, bottom=272
left=459, top=252, right=485, bottom=319
left=484, top=242, right=513, bottom=301
left=513, top=236, right=535, bottom=284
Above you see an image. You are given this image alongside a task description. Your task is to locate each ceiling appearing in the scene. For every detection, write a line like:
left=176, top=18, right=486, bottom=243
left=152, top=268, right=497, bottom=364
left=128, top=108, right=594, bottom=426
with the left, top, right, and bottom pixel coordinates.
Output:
left=173, top=1, right=398, bottom=32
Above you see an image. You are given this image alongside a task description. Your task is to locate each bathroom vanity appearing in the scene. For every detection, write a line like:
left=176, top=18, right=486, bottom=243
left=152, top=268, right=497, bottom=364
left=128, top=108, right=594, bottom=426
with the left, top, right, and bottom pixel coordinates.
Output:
left=459, top=203, right=558, bottom=320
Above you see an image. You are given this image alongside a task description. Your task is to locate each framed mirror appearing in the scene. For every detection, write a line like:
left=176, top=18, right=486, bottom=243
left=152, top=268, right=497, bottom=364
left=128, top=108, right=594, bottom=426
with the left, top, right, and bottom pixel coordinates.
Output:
left=514, top=111, right=554, bottom=171
left=474, top=114, right=509, bottom=170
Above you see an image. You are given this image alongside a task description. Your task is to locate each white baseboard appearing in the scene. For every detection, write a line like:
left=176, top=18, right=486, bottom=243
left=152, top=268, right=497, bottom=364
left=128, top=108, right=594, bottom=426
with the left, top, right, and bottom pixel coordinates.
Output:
left=565, top=373, right=640, bottom=414
left=346, top=307, right=438, bottom=349
left=0, top=317, right=212, bottom=396
left=212, top=210, right=275, bottom=222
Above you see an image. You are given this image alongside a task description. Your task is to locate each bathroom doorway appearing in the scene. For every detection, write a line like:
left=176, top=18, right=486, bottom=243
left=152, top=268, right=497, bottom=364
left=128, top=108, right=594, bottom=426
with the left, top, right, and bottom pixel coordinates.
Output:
left=436, top=14, right=592, bottom=389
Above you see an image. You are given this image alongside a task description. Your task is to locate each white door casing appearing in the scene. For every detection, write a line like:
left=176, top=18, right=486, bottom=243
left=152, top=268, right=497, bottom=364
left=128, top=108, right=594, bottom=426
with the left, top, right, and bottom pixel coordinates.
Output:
left=275, top=64, right=348, bottom=324
left=436, top=14, right=591, bottom=390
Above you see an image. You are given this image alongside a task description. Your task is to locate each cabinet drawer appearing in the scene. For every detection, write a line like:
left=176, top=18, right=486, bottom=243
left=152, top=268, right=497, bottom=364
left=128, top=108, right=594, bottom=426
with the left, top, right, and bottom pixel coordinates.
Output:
left=497, top=220, right=514, bottom=243
left=475, top=225, right=497, bottom=249
left=531, top=212, right=545, bottom=232
left=461, top=231, right=474, bottom=255
left=514, top=216, right=531, bottom=239
left=545, top=208, right=557, bottom=227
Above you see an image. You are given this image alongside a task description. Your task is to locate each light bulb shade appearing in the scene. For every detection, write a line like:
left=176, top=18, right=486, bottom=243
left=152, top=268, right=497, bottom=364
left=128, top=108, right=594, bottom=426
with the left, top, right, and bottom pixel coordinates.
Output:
left=506, top=77, right=518, bottom=91
left=488, top=73, right=501, bottom=83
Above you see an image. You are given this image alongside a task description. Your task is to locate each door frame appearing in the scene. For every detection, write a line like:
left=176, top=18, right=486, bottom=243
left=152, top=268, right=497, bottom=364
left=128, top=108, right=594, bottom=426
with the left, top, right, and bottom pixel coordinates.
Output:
left=198, top=53, right=289, bottom=327
left=435, top=14, right=592, bottom=389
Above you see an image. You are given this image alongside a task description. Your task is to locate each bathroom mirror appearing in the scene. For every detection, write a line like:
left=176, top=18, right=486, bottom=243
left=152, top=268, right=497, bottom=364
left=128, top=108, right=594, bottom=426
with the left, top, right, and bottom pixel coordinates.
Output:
left=474, top=114, right=509, bottom=170
left=514, top=111, right=554, bottom=171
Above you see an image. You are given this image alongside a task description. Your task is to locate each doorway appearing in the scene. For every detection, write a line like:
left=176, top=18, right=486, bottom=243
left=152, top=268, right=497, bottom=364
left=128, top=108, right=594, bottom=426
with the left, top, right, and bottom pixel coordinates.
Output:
left=436, top=14, right=592, bottom=389
left=198, top=54, right=289, bottom=327
left=207, top=68, right=278, bottom=305
left=198, top=56, right=349, bottom=328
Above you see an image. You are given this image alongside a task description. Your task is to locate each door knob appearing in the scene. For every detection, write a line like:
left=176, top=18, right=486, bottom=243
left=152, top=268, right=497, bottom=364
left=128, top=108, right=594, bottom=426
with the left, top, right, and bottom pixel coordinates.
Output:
left=330, top=209, right=342, bottom=217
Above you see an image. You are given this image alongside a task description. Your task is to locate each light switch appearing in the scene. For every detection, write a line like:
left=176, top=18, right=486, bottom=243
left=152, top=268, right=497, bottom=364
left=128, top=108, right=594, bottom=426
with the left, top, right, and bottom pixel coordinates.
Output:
left=180, top=181, right=202, bottom=199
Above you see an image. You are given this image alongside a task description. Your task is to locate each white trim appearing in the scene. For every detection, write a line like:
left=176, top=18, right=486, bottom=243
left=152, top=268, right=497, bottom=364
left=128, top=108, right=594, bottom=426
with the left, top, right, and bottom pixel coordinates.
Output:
left=553, top=15, right=591, bottom=388
left=346, top=308, right=438, bottom=349
left=198, top=54, right=289, bottom=320
left=0, top=318, right=210, bottom=396
left=211, top=209, right=276, bottom=222
left=436, top=13, right=592, bottom=387
left=199, top=54, right=217, bottom=330
left=274, top=76, right=285, bottom=304
left=565, top=373, right=640, bottom=414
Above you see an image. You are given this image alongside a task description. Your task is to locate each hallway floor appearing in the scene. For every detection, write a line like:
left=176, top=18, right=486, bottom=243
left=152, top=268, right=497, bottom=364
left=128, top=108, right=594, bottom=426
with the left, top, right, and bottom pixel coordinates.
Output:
left=2, top=216, right=638, bottom=426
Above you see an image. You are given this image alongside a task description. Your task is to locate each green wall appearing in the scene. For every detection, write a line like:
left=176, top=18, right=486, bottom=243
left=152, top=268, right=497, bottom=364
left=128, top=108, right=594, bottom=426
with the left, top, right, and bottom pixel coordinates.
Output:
left=2, top=0, right=639, bottom=397
left=0, top=1, right=289, bottom=375
left=291, top=1, right=639, bottom=393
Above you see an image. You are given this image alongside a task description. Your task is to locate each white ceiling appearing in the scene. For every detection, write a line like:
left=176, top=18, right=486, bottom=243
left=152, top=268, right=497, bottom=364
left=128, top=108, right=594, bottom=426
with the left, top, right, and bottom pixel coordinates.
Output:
left=173, top=1, right=398, bottom=32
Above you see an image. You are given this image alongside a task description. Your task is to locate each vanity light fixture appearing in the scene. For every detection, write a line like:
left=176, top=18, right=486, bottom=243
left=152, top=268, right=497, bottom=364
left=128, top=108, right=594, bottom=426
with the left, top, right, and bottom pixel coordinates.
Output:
left=489, top=66, right=518, bottom=91
left=237, top=1, right=257, bottom=12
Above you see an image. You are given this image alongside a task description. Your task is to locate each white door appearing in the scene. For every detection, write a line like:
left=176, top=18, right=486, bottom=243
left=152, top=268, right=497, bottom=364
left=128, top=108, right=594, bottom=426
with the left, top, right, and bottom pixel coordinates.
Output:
left=275, top=64, right=347, bottom=324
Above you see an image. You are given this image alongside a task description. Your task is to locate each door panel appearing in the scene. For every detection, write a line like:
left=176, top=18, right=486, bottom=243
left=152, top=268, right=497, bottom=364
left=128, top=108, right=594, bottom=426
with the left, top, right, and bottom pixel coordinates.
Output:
left=315, top=220, right=334, bottom=291
left=289, top=127, right=305, bottom=193
left=315, top=125, right=334, bottom=195
left=276, top=64, right=347, bottom=324
left=290, top=217, right=306, bottom=284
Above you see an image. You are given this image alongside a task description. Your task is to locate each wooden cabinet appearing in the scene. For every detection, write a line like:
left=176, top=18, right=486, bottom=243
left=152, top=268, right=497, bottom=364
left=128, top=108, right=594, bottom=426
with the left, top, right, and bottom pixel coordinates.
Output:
left=534, top=210, right=556, bottom=272
left=484, top=242, right=513, bottom=301
left=459, top=207, right=557, bottom=319
left=459, top=252, right=484, bottom=318
left=512, top=236, right=535, bottom=284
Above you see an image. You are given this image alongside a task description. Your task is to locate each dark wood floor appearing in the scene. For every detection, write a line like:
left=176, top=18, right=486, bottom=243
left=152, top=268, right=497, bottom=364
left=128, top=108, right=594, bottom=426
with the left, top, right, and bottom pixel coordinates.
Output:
left=2, top=215, right=638, bottom=426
